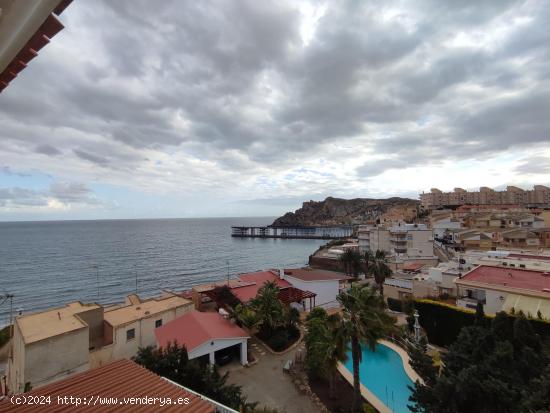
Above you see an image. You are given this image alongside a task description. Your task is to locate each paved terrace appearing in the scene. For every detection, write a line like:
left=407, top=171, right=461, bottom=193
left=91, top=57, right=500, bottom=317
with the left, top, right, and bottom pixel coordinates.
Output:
left=222, top=336, right=317, bottom=413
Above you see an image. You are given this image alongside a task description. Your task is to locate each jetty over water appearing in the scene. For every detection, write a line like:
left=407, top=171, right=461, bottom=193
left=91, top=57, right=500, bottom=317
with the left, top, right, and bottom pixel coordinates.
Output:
left=231, top=225, right=353, bottom=239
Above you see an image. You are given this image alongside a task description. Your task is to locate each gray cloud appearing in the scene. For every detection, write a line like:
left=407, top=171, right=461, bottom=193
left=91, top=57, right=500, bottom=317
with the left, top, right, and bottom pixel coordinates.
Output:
left=35, top=144, right=61, bottom=156
left=0, top=182, right=100, bottom=208
left=515, top=156, right=550, bottom=175
left=0, top=0, right=548, bottom=212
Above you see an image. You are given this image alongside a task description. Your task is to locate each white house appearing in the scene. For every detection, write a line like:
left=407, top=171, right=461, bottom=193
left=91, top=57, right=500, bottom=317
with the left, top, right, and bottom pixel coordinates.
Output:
left=155, top=311, right=249, bottom=365
left=455, top=265, right=550, bottom=316
left=7, top=292, right=194, bottom=393
left=282, top=268, right=352, bottom=310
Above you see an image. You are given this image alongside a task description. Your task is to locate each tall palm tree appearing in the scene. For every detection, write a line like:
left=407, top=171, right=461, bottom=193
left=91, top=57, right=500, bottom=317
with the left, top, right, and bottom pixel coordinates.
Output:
left=363, top=249, right=374, bottom=279
left=305, top=309, right=348, bottom=399
left=367, top=249, right=392, bottom=297
left=338, top=285, right=396, bottom=413
left=340, top=249, right=362, bottom=278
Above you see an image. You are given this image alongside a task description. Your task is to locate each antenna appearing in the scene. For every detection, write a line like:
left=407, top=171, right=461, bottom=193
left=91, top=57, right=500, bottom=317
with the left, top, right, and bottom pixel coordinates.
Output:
left=226, top=260, right=230, bottom=286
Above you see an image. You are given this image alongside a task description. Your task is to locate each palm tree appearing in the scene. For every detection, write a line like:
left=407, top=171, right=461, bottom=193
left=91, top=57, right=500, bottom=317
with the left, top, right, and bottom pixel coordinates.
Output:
left=363, top=249, right=374, bottom=279
left=234, top=303, right=259, bottom=333
left=340, top=249, right=362, bottom=278
left=306, top=311, right=348, bottom=398
left=250, top=281, right=284, bottom=334
left=338, top=285, right=396, bottom=413
left=367, top=249, right=392, bottom=297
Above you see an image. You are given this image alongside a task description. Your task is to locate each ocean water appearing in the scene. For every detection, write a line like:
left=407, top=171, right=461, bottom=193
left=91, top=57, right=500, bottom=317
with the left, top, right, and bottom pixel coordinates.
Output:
left=0, top=217, right=324, bottom=325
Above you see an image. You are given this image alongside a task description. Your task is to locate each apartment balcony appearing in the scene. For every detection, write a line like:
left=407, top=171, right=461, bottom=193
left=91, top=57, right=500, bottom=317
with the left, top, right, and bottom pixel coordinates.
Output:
left=384, top=278, right=412, bottom=289
left=457, top=296, right=486, bottom=310
left=394, top=247, right=407, bottom=254
left=390, top=237, right=407, bottom=243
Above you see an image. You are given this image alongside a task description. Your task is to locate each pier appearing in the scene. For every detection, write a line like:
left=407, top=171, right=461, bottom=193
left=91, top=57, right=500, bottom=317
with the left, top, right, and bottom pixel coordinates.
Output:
left=231, top=226, right=353, bottom=239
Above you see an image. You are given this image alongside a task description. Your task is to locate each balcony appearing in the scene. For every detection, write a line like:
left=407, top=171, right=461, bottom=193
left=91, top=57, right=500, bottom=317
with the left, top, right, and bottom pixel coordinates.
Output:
left=394, top=247, right=407, bottom=254
left=390, top=237, right=407, bottom=243
left=457, top=296, right=486, bottom=310
left=384, top=278, right=412, bottom=289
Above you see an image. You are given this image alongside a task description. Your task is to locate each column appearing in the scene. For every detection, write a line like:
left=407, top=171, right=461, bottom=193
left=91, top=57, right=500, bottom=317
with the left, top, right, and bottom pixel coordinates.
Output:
left=209, top=351, right=215, bottom=365
left=240, top=341, right=248, bottom=365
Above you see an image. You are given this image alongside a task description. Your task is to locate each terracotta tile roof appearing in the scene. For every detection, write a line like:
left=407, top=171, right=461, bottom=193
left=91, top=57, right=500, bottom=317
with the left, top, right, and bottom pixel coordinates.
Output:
left=283, top=268, right=353, bottom=282
left=155, top=311, right=248, bottom=352
left=402, top=262, right=425, bottom=272
left=457, top=265, right=550, bottom=295
left=231, top=270, right=291, bottom=303
left=0, top=359, right=214, bottom=412
left=237, top=270, right=290, bottom=287
left=508, top=253, right=550, bottom=261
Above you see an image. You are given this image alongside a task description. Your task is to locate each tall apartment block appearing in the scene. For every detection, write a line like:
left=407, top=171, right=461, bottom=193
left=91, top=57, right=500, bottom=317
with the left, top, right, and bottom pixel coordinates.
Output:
left=420, top=185, right=550, bottom=209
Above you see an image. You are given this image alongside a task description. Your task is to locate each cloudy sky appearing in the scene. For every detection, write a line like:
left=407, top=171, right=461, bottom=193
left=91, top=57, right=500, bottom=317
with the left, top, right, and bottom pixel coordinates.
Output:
left=1, top=0, right=549, bottom=221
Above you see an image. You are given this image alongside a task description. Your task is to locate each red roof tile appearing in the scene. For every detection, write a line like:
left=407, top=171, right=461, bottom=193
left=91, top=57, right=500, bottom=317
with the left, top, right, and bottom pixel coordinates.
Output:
left=402, top=262, right=425, bottom=272
left=283, top=268, right=353, bottom=282
left=0, top=359, right=214, bottom=412
left=458, top=265, right=550, bottom=293
left=508, top=253, right=550, bottom=261
left=155, top=311, right=248, bottom=352
left=230, top=271, right=291, bottom=303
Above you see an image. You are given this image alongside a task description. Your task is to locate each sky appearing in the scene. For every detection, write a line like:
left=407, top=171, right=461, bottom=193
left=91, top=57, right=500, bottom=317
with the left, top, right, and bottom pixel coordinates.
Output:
left=1, top=0, right=550, bottom=221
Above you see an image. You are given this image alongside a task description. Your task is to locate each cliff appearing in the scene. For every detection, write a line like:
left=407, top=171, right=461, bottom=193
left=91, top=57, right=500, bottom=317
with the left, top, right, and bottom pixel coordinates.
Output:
left=271, top=197, right=419, bottom=227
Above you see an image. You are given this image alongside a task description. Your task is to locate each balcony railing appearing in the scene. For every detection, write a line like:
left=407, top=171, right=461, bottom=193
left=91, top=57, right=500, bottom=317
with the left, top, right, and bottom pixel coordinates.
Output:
left=384, top=278, right=413, bottom=289
left=457, top=296, right=486, bottom=310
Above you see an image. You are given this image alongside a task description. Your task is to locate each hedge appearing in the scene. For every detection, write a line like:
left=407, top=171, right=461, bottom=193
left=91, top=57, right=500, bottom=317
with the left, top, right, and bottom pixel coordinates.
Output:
left=390, top=298, right=550, bottom=347
left=387, top=297, right=414, bottom=314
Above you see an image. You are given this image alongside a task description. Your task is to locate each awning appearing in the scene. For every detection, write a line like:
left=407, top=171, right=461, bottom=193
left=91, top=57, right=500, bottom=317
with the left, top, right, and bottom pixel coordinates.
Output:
left=502, top=294, right=550, bottom=319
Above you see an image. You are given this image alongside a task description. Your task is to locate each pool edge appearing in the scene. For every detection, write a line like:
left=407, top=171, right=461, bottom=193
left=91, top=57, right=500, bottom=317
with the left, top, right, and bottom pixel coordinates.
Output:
left=378, top=339, right=423, bottom=385
left=337, top=362, right=392, bottom=413
left=337, top=339, right=423, bottom=413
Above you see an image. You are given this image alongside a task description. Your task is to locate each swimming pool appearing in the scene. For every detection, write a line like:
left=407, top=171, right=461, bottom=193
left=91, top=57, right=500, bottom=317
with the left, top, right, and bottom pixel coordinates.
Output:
left=342, top=342, right=415, bottom=413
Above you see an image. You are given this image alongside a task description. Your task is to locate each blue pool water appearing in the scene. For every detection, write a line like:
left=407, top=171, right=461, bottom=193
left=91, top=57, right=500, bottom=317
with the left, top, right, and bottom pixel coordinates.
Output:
left=343, top=343, right=414, bottom=413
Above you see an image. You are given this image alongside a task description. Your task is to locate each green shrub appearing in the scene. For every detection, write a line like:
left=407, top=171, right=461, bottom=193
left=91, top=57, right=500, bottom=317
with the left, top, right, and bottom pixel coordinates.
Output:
left=387, top=297, right=402, bottom=312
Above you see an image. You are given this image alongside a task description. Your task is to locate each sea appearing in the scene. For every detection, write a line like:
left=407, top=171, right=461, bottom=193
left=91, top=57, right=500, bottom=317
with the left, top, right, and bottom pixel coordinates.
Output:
left=0, top=217, right=325, bottom=326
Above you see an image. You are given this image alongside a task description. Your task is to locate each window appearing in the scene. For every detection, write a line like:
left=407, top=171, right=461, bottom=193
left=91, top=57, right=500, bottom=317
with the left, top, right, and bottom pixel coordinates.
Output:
left=126, top=328, right=135, bottom=341
left=519, top=264, right=525, bottom=268
left=155, top=319, right=162, bottom=328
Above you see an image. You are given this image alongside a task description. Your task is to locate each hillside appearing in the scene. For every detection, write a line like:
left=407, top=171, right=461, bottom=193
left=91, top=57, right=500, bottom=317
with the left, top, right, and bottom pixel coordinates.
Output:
left=271, top=197, right=420, bottom=227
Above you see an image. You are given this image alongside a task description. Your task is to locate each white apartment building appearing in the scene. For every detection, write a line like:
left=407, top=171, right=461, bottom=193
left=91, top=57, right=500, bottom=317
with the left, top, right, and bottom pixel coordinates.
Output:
left=368, top=223, right=434, bottom=259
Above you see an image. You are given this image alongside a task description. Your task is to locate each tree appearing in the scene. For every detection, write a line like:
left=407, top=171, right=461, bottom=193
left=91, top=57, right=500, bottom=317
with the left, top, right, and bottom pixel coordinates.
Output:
left=305, top=308, right=348, bottom=398
left=366, top=249, right=392, bottom=297
left=340, top=249, right=363, bottom=277
left=133, top=343, right=255, bottom=411
left=363, top=249, right=374, bottom=279
left=284, top=306, right=301, bottom=330
left=250, top=281, right=285, bottom=334
left=406, top=337, right=437, bottom=386
left=338, top=285, right=396, bottom=413
left=409, top=312, right=550, bottom=413
left=234, top=303, right=259, bottom=332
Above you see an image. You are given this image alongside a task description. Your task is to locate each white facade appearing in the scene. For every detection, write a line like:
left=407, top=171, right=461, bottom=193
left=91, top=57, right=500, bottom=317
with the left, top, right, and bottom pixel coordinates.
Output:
left=432, top=217, right=463, bottom=239
left=283, top=275, right=341, bottom=310
left=189, top=338, right=248, bottom=366
left=367, top=224, right=434, bottom=259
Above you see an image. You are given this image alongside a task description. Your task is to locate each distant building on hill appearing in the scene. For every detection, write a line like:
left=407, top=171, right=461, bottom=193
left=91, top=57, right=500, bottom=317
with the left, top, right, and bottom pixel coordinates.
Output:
left=420, top=185, right=550, bottom=209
